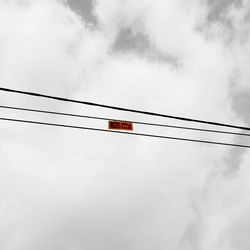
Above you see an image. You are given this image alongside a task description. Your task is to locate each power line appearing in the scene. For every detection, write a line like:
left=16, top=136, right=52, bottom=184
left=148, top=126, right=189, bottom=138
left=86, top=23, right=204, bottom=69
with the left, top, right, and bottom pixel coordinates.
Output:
left=0, top=116, right=249, bottom=148
left=0, top=87, right=249, bottom=131
left=0, top=104, right=250, bottom=137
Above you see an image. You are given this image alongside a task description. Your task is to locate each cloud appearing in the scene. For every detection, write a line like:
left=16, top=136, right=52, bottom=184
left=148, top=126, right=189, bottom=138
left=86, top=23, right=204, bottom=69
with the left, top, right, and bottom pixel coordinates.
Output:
left=0, top=0, right=249, bottom=249
left=66, top=0, right=96, bottom=24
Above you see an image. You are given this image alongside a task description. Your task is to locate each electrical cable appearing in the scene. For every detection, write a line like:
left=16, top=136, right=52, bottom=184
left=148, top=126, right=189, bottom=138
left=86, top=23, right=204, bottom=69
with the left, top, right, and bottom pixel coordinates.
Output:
left=0, top=104, right=249, bottom=137
left=0, top=116, right=249, bottom=148
left=0, top=87, right=249, bottom=131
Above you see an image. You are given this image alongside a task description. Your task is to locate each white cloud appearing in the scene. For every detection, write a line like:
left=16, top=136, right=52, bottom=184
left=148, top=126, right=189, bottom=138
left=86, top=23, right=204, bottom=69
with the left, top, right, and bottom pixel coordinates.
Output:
left=0, top=0, right=249, bottom=249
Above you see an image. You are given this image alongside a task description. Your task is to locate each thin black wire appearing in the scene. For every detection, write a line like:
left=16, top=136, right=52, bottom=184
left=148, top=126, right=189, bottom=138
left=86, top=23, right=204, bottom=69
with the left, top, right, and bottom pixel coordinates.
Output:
left=0, top=104, right=250, bottom=137
left=0, top=116, right=249, bottom=148
left=0, top=87, right=249, bottom=131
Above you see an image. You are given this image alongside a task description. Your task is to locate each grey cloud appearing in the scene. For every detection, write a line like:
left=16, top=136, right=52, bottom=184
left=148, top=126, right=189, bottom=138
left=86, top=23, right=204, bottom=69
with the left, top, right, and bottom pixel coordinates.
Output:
left=112, top=28, right=181, bottom=67
left=222, top=147, right=245, bottom=176
left=207, top=0, right=242, bottom=21
left=113, top=28, right=149, bottom=54
left=66, top=0, right=96, bottom=24
left=232, top=91, right=250, bottom=125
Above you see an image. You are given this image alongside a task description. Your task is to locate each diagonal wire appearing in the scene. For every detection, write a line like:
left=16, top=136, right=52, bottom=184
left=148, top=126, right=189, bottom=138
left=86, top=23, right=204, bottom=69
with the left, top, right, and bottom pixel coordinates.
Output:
left=0, top=116, right=249, bottom=148
left=0, top=87, right=249, bottom=131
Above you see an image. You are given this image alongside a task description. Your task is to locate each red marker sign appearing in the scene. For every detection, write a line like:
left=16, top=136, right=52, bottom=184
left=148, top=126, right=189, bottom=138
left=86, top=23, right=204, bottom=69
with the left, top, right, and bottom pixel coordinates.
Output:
left=108, top=121, right=133, bottom=131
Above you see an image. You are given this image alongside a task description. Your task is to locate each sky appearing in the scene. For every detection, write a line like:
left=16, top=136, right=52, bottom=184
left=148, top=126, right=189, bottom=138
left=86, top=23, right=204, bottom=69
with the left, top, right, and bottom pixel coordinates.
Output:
left=0, top=0, right=250, bottom=249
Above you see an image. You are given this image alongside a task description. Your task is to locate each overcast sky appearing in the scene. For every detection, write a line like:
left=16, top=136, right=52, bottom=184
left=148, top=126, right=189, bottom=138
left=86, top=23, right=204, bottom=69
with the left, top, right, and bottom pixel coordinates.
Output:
left=0, top=0, right=250, bottom=249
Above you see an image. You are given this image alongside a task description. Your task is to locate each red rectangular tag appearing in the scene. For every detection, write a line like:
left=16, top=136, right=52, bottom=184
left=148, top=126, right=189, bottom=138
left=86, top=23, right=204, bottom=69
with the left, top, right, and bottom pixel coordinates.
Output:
left=108, top=121, right=133, bottom=131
